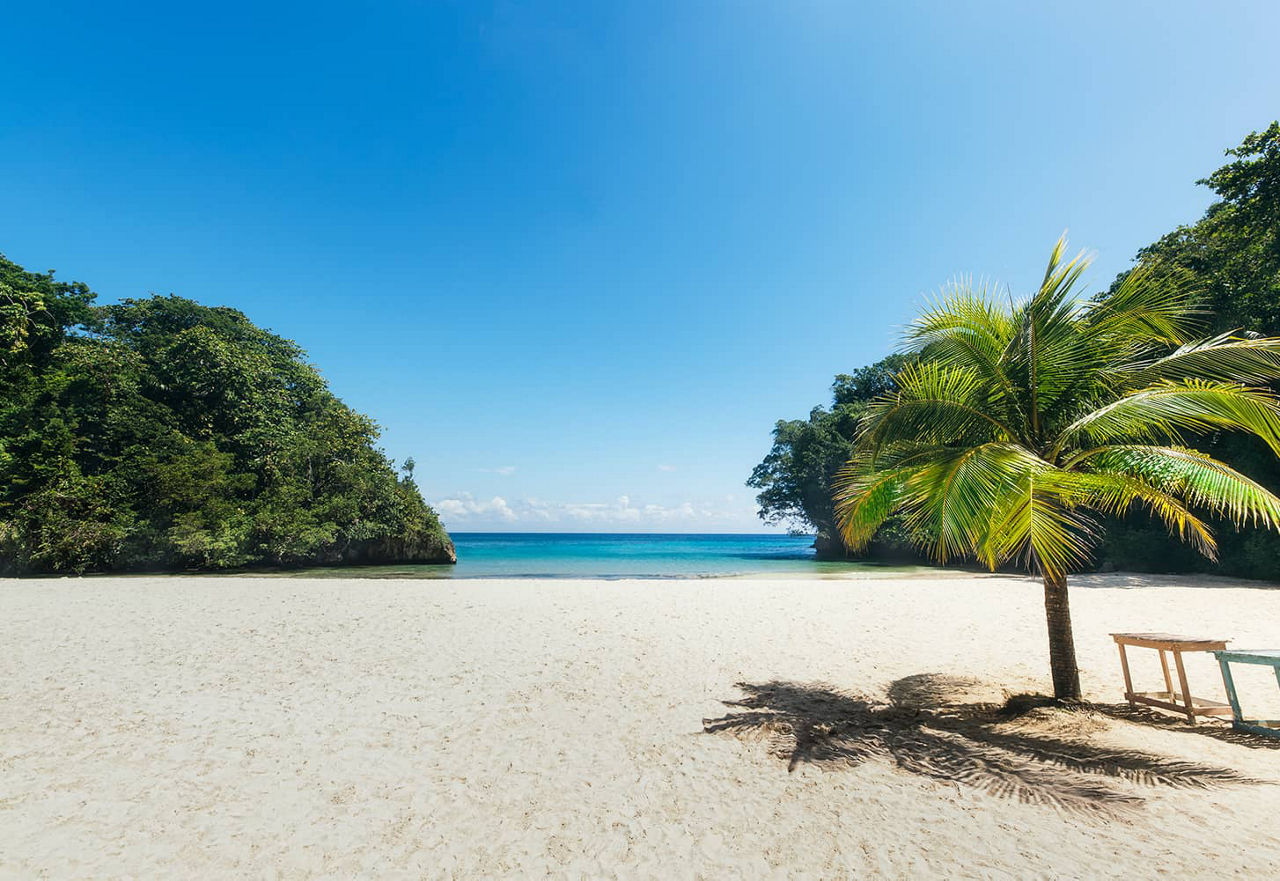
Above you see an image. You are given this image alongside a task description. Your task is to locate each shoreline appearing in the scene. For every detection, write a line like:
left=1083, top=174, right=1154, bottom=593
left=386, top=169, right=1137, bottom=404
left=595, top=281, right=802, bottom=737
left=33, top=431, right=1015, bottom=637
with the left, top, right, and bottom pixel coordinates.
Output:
left=8, top=568, right=1280, bottom=588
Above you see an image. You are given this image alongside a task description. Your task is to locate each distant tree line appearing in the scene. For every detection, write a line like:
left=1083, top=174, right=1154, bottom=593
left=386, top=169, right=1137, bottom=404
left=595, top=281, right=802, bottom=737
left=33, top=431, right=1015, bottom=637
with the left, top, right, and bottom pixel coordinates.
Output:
left=0, top=258, right=454, bottom=574
left=751, top=122, right=1280, bottom=577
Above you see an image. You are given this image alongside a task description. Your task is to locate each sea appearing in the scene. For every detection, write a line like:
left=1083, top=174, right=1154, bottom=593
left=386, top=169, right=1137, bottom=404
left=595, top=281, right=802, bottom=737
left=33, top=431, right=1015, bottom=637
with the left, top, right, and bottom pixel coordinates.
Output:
left=285, top=533, right=911, bottom=579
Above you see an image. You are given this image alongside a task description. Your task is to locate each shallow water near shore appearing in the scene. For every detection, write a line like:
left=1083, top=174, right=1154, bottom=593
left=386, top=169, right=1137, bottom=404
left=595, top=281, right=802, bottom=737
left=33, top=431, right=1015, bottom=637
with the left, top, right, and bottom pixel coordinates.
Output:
left=277, top=532, right=918, bottom=579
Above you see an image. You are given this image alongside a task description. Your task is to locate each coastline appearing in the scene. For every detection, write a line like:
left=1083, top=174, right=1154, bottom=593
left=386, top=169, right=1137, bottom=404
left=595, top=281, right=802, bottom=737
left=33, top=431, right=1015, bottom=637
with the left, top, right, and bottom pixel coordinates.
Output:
left=4, top=573, right=1279, bottom=877
left=19, top=565, right=1280, bottom=586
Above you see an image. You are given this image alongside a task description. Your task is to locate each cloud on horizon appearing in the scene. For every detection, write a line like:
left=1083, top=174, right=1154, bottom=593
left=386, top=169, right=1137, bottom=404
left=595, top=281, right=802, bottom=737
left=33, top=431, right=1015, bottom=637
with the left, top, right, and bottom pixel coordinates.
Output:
left=431, top=492, right=760, bottom=530
left=434, top=494, right=517, bottom=522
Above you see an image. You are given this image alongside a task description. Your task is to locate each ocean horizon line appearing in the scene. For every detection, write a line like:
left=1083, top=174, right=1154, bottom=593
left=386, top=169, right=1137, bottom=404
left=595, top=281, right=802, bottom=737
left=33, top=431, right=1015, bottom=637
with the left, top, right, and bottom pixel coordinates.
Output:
left=447, top=530, right=809, bottom=537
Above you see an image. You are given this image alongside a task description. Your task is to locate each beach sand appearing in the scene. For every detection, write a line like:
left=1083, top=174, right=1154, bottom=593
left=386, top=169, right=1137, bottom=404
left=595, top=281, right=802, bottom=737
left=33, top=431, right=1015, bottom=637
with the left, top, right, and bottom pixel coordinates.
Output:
left=3, top=572, right=1280, bottom=879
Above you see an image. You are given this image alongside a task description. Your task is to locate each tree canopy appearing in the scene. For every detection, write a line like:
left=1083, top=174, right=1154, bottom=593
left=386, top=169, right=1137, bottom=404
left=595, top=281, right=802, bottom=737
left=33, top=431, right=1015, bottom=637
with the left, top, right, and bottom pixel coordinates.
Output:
left=1135, top=122, right=1280, bottom=336
left=0, top=255, right=454, bottom=574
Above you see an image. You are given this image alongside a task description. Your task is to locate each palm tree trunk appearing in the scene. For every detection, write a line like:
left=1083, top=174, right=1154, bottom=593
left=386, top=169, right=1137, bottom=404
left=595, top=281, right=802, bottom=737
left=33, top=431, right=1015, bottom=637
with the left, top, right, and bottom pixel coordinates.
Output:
left=1043, top=571, right=1081, bottom=701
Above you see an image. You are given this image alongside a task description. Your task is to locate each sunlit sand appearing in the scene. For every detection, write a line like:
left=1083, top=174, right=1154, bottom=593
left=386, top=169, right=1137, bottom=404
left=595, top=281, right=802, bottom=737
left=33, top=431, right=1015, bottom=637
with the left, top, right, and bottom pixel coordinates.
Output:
left=4, top=573, right=1279, bottom=877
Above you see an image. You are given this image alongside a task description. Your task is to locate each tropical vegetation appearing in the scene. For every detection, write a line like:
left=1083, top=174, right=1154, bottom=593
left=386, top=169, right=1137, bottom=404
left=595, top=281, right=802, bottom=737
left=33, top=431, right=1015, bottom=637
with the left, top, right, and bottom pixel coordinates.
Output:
left=834, top=237, right=1280, bottom=699
left=747, top=356, right=912, bottom=558
left=753, top=123, right=1280, bottom=580
left=0, top=256, right=454, bottom=574
left=1102, top=122, right=1280, bottom=576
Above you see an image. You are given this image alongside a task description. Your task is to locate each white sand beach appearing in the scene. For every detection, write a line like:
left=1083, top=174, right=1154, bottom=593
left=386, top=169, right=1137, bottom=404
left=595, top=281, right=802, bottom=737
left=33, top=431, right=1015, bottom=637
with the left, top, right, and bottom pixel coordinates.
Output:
left=4, top=572, right=1280, bottom=879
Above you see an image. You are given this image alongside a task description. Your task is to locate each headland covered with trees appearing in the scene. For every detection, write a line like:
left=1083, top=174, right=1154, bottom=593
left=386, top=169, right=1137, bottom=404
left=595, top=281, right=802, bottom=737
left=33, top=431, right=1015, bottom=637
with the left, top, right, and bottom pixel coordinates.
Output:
left=0, top=260, right=454, bottom=574
left=751, top=123, right=1280, bottom=579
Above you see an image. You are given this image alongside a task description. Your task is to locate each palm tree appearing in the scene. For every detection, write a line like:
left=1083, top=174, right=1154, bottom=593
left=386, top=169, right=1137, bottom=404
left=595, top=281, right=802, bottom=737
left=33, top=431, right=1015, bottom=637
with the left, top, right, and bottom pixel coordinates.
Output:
left=835, top=237, right=1280, bottom=700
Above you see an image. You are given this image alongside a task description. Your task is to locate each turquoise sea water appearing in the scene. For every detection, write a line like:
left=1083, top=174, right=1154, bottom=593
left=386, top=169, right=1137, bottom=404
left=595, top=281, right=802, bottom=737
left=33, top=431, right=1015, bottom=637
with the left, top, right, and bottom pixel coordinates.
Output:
left=286, top=533, right=910, bottom=579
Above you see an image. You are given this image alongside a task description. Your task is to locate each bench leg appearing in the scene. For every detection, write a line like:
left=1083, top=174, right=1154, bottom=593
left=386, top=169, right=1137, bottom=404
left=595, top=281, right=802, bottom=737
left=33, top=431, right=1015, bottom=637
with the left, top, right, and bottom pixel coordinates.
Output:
left=1173, top=649, right=1196, bottom=724
left=1159, top=650, right=1174, bottom=698
left=1117, top=643, right=1135, bottom=706
left=1218, top=657, right=1243, bottom=724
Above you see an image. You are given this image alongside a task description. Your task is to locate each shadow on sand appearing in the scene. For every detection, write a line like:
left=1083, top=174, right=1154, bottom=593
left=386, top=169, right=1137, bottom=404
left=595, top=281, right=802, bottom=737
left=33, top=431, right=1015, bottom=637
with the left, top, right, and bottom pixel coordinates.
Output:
left=1092, top=702, right=1280, bottom=751
left=703, top=674, right=1255, bottom=813
left=1068, top=573, right=1280, bottom=591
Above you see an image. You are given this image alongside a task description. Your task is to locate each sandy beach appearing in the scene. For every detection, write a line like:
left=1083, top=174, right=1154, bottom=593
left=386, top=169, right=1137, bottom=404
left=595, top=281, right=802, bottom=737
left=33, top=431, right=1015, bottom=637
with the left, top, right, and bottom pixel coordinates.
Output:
left=4, top=572, right=1280, bottom=879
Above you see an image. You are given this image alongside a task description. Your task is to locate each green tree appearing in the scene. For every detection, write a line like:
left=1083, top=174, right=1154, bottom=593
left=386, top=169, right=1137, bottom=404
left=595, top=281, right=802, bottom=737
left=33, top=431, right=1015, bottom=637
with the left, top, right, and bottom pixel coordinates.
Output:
left=836, top=238, right=1280, bottom=700
left=1133, top=122, right=1280, bottom=336
left=748, top=356, right=907, bottom=557
left=0, top=255, right=454, bottom=574
left=1098, top=123, right=1280, bottom=577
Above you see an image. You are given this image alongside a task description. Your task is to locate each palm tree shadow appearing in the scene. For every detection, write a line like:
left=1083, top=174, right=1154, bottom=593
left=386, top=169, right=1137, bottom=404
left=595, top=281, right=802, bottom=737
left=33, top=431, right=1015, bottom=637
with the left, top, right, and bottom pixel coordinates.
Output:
left=703, top=675, right=1253, bottom=814
left=1091, top=702, right=1280, bottom=751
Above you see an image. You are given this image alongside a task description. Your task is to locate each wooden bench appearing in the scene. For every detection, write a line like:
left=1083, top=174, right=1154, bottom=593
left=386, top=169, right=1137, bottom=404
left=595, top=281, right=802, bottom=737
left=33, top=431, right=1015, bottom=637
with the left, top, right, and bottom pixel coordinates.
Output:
left=1110, top=633, right=1232, bottom=724
left=1213, top=649, right=1280, bottom=739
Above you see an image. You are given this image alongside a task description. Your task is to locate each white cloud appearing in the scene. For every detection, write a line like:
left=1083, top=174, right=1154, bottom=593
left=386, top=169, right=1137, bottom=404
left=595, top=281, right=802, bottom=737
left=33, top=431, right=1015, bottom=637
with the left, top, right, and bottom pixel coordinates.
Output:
left=656, top=464, right=677, bottom=472
left=431, top=492, right=759, bottom=530
left=477, top=466, right=517, bottom=476
left=434, top=493, right=516, bottom=522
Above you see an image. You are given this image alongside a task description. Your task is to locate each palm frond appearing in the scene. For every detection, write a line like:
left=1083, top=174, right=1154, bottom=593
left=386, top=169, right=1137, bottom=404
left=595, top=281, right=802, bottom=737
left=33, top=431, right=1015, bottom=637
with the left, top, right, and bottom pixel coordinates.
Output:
left=1121, top=331, right=1280, bottom=386
left=834, top=443, right=962, bottom=549
left=904, top=280, right=1021, bottom=413
left=833, top=462, right=914, bottom=551
left=895, top=443, right=1040, bottom=565
left=1037, top=235, right=1092, bottom=313
left=1054, top=380, right=1280, bottom=457
left=1081, top=260, right=1202, bottom=350
left=1040, top=469, right=1216, bottom=558
left=859, top=360, right=1014, bottom=451
left=1004, top=238, right=1105, bottom=439
left=984, top=468, right=1099, bottom=578
left=904, top=277, right=1015, bottom=357
left=1065, top=445, right=1280, bottom=531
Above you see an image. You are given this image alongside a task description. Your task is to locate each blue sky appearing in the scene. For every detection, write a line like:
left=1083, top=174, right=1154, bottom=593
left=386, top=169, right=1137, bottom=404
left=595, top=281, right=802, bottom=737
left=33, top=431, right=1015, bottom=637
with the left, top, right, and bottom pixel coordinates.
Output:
left=3, top=2, right=1278, bottom=532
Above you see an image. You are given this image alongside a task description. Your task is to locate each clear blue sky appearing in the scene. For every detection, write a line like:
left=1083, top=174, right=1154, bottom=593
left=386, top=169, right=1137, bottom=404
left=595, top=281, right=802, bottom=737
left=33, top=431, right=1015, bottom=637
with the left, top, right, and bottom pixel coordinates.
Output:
left=3, top=2, right=1278, bottom=532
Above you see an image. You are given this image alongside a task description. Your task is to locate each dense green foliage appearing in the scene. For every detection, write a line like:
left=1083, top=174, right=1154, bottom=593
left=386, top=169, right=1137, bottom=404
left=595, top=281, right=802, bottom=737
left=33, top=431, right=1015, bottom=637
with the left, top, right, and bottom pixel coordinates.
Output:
left=834, top=238, right=1280, bottom=697
left=1137, top=122, right=1280, bottom=335
left=0, top=256, right=454, bottom=574
left=1098, top=122, right=1280, bottom=577
left=747, top=356, right=914, bottom=558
